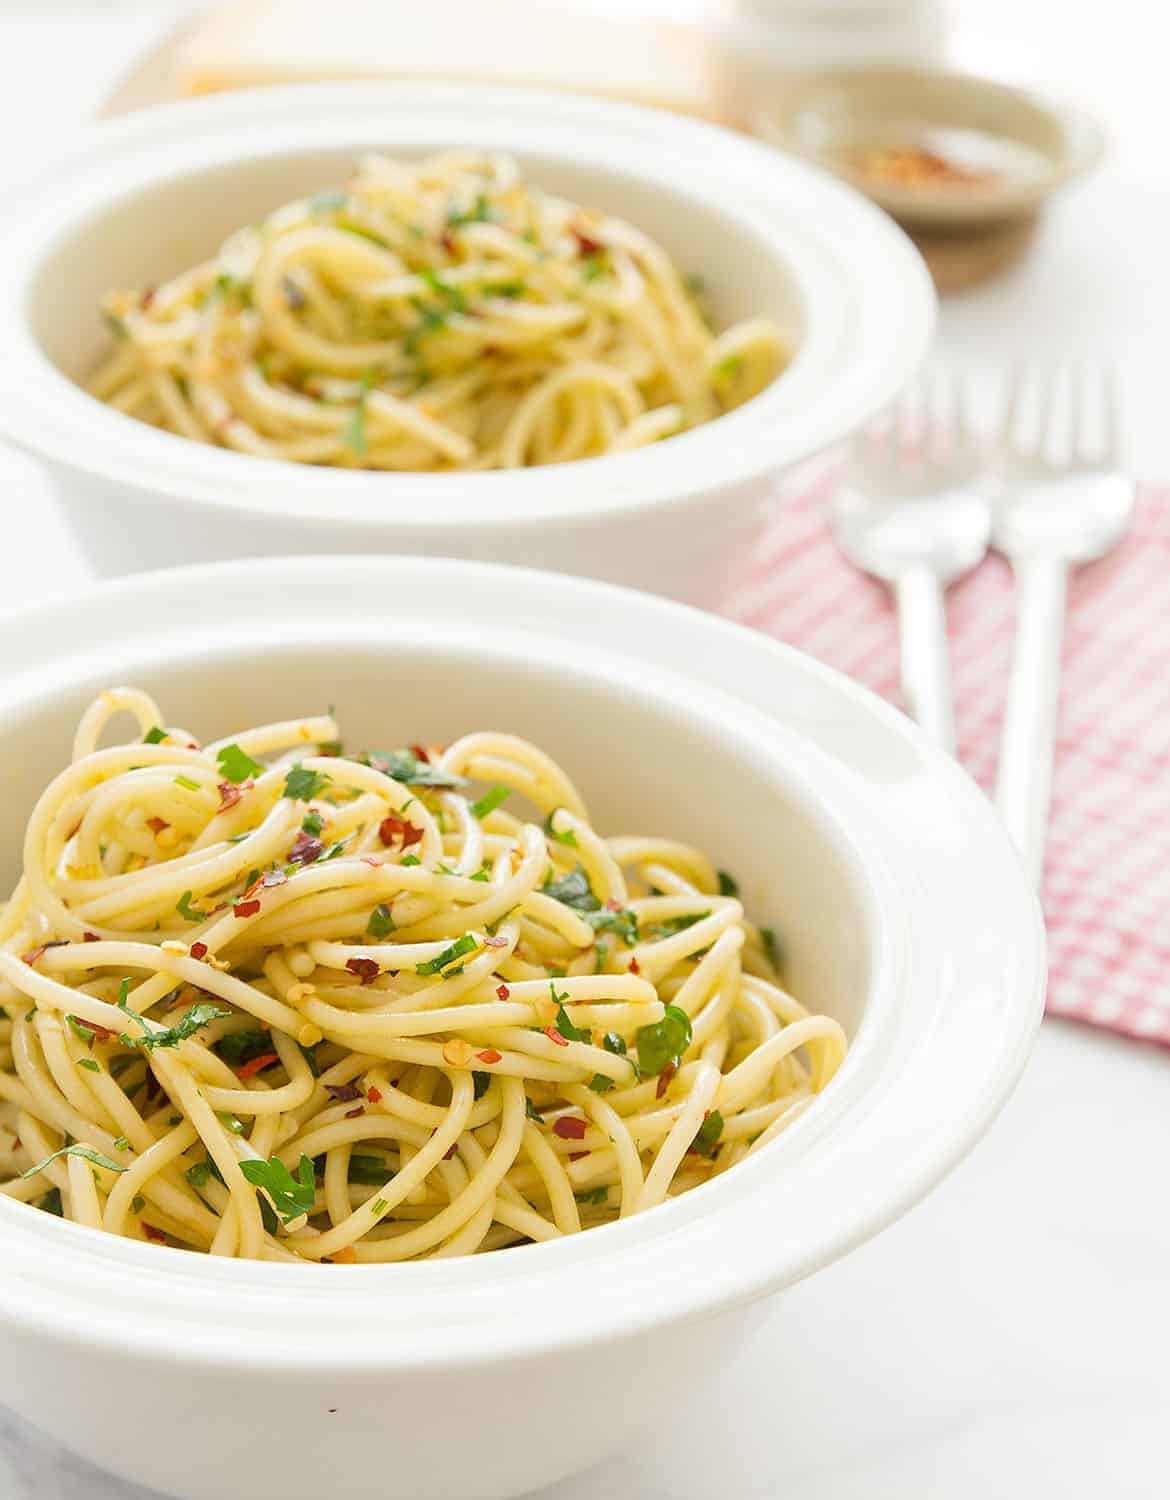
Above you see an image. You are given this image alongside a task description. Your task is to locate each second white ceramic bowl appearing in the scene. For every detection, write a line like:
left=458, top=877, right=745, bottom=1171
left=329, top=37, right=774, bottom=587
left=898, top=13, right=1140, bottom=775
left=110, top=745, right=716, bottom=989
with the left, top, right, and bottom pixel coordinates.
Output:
left=0, top=557, right=1041, bottom=1499
left=0, top=82, right=934, bottom=606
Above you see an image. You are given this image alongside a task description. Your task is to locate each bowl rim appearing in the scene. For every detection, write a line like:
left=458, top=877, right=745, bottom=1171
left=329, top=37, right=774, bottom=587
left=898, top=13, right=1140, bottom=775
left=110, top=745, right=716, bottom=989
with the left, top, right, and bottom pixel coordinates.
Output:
left=0, top=80, right=934, bottom=527
left=0, top=556, right=1045, bottom=1370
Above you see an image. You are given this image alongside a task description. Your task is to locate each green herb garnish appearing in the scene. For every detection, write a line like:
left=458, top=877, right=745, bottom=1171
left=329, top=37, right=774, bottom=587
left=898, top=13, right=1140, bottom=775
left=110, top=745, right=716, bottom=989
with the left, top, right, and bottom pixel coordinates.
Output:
left=717, top=870, right=739, bottom=898
left=691, top=1110, right=724, bottom=1158
left=20, top=1143, right=127, bottom=1179
left=636, top=1004, right=693, bottom=1076
left=347, top=1154, right=392, bottom=1186
left=142, top=726, right=168, bottom=744
left=576, top=1185, right=609, bottom=1205
left=362, top=749, right=467, bottom=789
left=216, top=743, right=264, bottom=784
left=415, top=934, right=478, bottom=976
left=470, top=785, right=510, bottom=820
left=117, top=991, right=229, bottom=1052
left=342, top=369, right=374, bottom=455
left=366, top=903, right=395, bottom=939
left=174, top=774, right=202, bottom=792
left=301, top=810, right=324, bottom=837
left=588, top=1073, right=614, bottom=1093
left=176, top=890, right=206, bottom=922
left=283, top=764, right=331, bottom=801
left=543, top=809, right=578, bottom=848
left=239, top=1153, right=316, bottom=1225
left=472, top=1070, right=491, bottom=1100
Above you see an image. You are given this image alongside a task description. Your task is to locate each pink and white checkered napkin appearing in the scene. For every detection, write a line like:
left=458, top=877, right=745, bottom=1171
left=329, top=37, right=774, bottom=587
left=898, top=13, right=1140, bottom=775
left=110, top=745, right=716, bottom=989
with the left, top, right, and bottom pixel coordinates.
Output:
left=726, top=480, right=1170, bottom=1048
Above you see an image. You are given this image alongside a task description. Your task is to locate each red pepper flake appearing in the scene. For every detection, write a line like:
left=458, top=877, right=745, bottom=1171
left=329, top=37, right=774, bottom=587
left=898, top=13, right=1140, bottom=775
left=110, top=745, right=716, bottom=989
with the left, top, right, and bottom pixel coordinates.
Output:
left=439, top=229, right=456, bottom=254
left=236, top=1051, right=278, bottom=1080
left=483, top=934, right=507, bottom=948
left=233, top=898, right=261, bottom=919
left=345, top=956, right=380, bottom=985
left=67, top=1014, right=116, bottom=1045
left=443, top=1142, right=458, bottom=1160
left=475, top=1048, right=502, bottom=1064
left=189, top=941, right=208, bottom=960
left=410, top=743, right=431, bottom=763
left=361, top=856, right=382, bottom=868
left=289, top=831, right=324, bottom=866
left=140, top=287, right=155, bottom=309
left=142, top=1224, right=168, bottom=1243
left=146, top=817, right=169, bottom=835
left=217, top=780, right=247, bottom=812
left=656, top=1062, right=677, bottom=1100
left=553, top=1116, right=587, bottom=1140
left=187, top=741, right=200, bottom=750
left=344, top=1105, right=365, bottom=1120
left=496, top=983, right=510, bottom=1000
left=571, top=226, right=603, bottom=256
left=545, top=1026, right=569, bottom=1047
left=569, top=1150, right=589, bottom=1162
left=366, top=1086, right=383, bottom=1104
left=605, top=898, right=622, bottom=912
left=21, top=941, right=67, bottom=967
left=378, top=816, right=422, bottom=849
left=628, top=956, right=641, bottom=975
left=326, top=1083, right=363, bottom=1103
left=83, top=931, right=100, bottom=942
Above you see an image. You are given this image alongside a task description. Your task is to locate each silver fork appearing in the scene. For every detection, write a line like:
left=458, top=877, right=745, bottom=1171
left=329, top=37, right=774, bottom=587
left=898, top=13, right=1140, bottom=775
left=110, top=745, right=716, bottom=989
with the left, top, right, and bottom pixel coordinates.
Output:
left=833, top=377, right=990, bottom=750
left=993, top=363, right=1134, bottom=886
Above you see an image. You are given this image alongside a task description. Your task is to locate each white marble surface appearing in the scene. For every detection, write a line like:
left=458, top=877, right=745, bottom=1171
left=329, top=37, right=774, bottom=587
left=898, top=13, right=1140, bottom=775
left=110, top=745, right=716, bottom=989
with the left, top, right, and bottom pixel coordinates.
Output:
left=0, top=4, right=1167, bottom=1497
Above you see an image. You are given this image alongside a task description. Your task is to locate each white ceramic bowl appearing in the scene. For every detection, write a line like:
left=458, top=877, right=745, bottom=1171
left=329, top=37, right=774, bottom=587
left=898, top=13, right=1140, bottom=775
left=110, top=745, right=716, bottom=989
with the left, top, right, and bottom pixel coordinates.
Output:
left=0, top=557, right=1041, bottom=1500
left=0, top=82, right=934, bottom=607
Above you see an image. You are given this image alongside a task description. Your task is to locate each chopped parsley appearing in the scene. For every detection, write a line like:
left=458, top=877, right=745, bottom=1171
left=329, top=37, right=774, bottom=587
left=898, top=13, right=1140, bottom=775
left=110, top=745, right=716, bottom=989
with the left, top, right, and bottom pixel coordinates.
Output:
left=524, top=1097, right=545, bottom=1123
left=366, top=903, right=395, bottom=939
left=142, top=726, right=168, bottom=744
left=283, top=765, right=331, bottom=801
left=691, top=1110, right=725, bottom=1158
left=646, top=912, right=709, bottom=939
left=20, top=1142, right=127, bottom=1179
left=576, top=1185, right=609, bottom=1205
left=347, top=1154, right=392, bottom=1186
left=361, top=749, right=467, bottom=789
left=174, top=774, right=202, bottom=792
left=117, top=992, right=229, bottom=1052
left=588, top=1073, right=614, bottom=1093
left=543, top=809, right=578, bottom=848
left=301, top=810, right=324, bottom=837
left=419, top=267, right=468, bottom=313
left=239, top=1153, right=316, bottom=1225
left=176, top=890, right=206, bottom=921
left=415, top=933, right=478, bottom=976
left=76, top=1059, right=100, bottom=1073
left=636, top=1004, right=693, bottom=1076
left=342, top=369, right=373, bottom=455
left=472, top=1070, right=491, bottom=1100
left=544, top=865, right=597, bottom=912
left=470, top=785, right=510, bottom=820
left=446, top=192, right=492, bottom=226
left=553, top=988, right=589, bottom=1044
left=717, top=870, right=740, bottom=898
left=760, top=927, right=781, bottom=967
left=216, top=743, right=264, bottom=784
left=215, top=1029, right=273, bottom=1068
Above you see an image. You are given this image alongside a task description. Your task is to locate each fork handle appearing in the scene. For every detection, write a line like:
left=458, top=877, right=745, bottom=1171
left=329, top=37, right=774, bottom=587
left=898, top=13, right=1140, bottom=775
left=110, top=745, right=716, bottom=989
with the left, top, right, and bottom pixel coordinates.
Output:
left=996, top=554, right=1069, bottom=887
left=894, top=565, right=956, bottom=752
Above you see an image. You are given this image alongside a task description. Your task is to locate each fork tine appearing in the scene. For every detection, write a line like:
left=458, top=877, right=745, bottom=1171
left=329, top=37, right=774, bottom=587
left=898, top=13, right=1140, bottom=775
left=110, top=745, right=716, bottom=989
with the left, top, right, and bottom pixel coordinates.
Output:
left=1001, top=362, right=1028, bottom=453
left=1099, top=359, right=1120, bottom=465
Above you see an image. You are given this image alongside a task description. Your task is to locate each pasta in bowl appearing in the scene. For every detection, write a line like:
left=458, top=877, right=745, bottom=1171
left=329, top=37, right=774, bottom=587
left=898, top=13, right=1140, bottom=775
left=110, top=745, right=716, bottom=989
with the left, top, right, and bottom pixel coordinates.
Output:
left=92, top=151, right=785, bottom=470
left=0, top=689, right=843, bottom=1261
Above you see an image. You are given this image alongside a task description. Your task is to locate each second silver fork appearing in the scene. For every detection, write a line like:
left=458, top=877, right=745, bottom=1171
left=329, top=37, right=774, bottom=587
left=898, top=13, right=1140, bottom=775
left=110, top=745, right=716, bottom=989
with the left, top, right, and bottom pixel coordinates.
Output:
left=833, top=378, right=991, bottom=750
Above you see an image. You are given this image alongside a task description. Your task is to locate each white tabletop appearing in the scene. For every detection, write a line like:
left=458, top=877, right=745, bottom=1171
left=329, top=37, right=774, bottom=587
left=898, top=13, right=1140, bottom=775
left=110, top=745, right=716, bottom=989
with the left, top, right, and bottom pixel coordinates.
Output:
left=0, top=5, right=1166, bottom=1498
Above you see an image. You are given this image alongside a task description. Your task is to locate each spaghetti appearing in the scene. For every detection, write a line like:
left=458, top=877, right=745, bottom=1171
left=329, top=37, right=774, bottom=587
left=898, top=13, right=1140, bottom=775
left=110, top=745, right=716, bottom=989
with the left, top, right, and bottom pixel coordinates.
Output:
left=90, top=151, right=786, bottom=470
left=0, top=689, right=845, bottom=1261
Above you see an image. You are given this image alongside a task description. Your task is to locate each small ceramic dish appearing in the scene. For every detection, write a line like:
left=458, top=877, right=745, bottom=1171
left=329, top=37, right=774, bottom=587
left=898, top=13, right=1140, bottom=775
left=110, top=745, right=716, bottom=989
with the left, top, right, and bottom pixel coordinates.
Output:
left=754, top=64, right=1104, bottom=229
left=0, top=556, right=1044, bottom=1500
